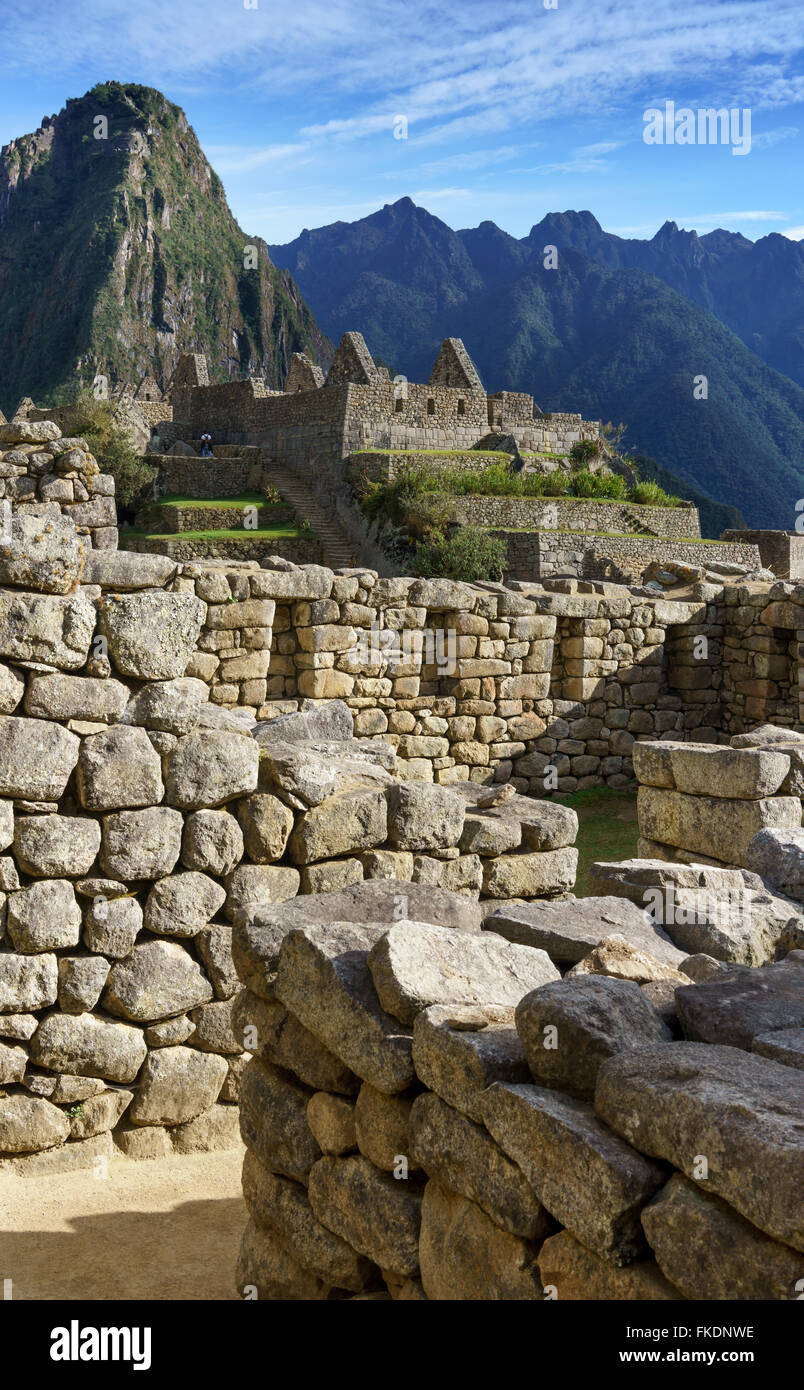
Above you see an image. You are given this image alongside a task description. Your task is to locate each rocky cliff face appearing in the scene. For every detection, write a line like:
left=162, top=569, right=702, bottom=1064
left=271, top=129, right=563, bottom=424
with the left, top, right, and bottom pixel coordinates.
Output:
left=0, top=83, right=331, bottom=414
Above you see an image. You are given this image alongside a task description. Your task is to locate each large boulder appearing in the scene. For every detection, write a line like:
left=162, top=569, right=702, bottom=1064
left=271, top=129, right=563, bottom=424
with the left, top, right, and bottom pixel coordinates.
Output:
left=181, top=809, right=244, bottom=876
left=675, top=954, right=804, bottom=1050
left=76, top=725, right=164, bottom=811
left=307, top=1153, right=423, bottom=1277
left=536, top=1229, right=679, bottom=1301
left=81, top=550, right=177, bottom=590
left=367, top=921, right=560, bottom=1026
left=14, top=814, right=101, bottom=877
left=0, top=510, right=85, bottom=594
left=239, top=1057, right=320, bottom=1183
left=0, top=716, right=79, bottom=801
left=287, top=788, right=388, bottom=864
left=409, top=1091, right=549, bottom=1239
left=165, top=729, right=259, bottom=808
left=411, top=1002, right=530, bottom=1123
left=100, top=806, right=183, bottom=880
left=25, top=673, right=129, bottom=724
left=515, top=976, right=672, bottom=1099
left=637, top=786, right=800, bottom=865
left=595, top=1042, right=804, bottom=1251
left=7, top=879, right=82, bottom=952
left=102, top=939, right=213, bottom=1021
left=122, top=677, right=208, bottom=736
left=746, top=828, right=804, bottom=901
left=274, top=922, right=415, bottom=1094
left=0, top=1094, right=70, bottom=1153
left=97, top=591, right=205, bottom=680
left=129, top=1045, right=227, bottom=1126
left=633, top=741, right=791, bottom=799
left=0, top=590, right=95, bottom=668
left=641, top=1172, right=804, bottom=1300
left=233, top=878, right=483, bottom=999
left=143, top=872, right=227, bottom=938
left=418, top=1180, right=541, bottom=1300
left=30, top=1010, right=147, bottom=1082
left=0, top=952, right=58, bottom=1012
left=485, top=896, right=686, bottom=968
left=241, top=1147, right=373, bottom=1291
left=385, top=783, right=465, bottom=852
left=482, top=1081, right=665, bottom=1265
left=481, top=849, right=577, bottom=899
left=236, top=793, right=294, bottom=863
left=589, top=858, right=803, bottom=966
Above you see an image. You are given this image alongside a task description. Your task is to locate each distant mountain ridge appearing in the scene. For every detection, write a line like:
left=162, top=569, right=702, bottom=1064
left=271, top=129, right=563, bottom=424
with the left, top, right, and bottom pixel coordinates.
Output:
left=270, top=198, right=804, bottom=529
left=0, top=82, right=330, bottom=414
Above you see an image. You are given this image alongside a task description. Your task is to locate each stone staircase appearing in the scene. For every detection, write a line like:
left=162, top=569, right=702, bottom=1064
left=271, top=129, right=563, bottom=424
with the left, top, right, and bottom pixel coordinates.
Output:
left=267, top=464, right=355, bottom=569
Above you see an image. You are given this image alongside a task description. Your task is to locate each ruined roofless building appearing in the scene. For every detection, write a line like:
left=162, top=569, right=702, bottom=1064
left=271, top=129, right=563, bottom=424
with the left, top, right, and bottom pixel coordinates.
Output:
left=155, top=332, right=600, bottom=472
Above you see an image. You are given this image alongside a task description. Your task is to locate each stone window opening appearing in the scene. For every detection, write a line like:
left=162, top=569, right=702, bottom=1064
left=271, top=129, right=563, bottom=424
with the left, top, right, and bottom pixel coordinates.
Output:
left=394, top=397, right=404, bottom=413
left=457, top=398, right=465, bottom=416
left=427, top=398, right=435, bottom=415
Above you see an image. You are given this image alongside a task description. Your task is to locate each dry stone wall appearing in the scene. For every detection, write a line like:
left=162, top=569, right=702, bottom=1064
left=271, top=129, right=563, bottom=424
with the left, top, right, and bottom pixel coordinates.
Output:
left=232, top=872, right=804, bottom=1300
left=0, top=507, right=585, bottom=1169
left=0, top=419, right=118, bottom=551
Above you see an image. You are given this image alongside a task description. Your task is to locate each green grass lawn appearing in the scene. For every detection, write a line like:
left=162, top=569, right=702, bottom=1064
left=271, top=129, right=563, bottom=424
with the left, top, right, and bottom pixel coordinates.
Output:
left=156, top=492, right=279, bottom=509
left=553, top=786, right=640, bottom=896
left=122, top=524, right=313, bottom=541
left=352, top=448, right=511, bottom=457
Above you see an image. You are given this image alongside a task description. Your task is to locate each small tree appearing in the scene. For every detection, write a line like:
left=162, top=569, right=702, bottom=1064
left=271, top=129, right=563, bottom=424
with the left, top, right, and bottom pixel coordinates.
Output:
left=412, top=528, right=507, bottom=583
left=53, top=392, right=156, bottom=519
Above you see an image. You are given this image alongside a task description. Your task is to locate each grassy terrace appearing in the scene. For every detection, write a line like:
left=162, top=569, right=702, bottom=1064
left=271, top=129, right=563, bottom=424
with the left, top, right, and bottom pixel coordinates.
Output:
left=155, top=492, right=275, bottom=508
left=122, top=525, right=311, bottom=541
left=351, top=448, right=512, bottom=457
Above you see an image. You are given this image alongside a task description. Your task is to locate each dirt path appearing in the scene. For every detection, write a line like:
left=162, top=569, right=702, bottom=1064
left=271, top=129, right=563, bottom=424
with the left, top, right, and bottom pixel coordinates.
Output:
left=0, top=1148, right=246, bottom=1301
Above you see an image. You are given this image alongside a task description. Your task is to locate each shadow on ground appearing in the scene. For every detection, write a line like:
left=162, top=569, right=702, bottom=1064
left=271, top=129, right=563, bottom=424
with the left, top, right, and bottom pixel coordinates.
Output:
left=3, top=1197, right=246, bottom=1301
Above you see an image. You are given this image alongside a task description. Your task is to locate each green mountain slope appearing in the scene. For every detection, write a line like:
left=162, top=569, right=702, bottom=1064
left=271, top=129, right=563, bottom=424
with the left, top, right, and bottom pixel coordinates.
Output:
left=0, top=82, right=330, bottom=413
left=270, top=199, right=804, bottom=529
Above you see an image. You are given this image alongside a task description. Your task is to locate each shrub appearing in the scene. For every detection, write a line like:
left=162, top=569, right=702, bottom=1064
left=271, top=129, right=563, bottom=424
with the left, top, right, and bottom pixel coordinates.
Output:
left=570, top=469, right=628, bottom=500
left=629, top=479, right=682, bottom=507
left=52, top=392, right=155, bottom=518
left=540, top=472, right=570, bottom=496
left=412, top=528, right=507, bottom=583
left=569, top=439, right=600, bottom=466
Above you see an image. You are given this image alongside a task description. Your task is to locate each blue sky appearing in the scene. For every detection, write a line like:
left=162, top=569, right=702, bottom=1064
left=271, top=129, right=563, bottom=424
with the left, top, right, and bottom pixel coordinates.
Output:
left=1, top=0, right=803, bottom=246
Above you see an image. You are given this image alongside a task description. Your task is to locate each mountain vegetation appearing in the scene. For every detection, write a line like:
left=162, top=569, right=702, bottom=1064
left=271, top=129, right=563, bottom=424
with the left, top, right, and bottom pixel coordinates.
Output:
left=271, top=199, right=804, bottom=529
left=0, top=82, right=330, bottom=414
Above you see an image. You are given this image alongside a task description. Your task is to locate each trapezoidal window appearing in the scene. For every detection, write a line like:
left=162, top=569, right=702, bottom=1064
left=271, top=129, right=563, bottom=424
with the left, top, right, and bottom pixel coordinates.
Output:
left=457, top=398, right=465, bottom=415
left=394, top=397, right=404, bottom=413
left=427, top=398, right=435, bottom=415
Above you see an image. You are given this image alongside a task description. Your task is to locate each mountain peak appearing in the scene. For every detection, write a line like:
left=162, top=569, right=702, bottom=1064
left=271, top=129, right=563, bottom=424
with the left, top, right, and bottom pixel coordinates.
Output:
left=527, top=209, right=603, bottom=240
left=0, top=83, right=328, bottom=410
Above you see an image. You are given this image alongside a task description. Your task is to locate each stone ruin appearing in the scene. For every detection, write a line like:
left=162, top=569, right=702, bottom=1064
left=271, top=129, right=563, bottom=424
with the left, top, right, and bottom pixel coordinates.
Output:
left=0, top=414, right=802, bottom=1302
left=232, top=738, right=804, bottom=1301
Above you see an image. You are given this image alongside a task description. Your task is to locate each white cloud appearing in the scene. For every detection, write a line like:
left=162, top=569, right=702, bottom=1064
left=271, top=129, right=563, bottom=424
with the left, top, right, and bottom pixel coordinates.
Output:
left=205, top=143, right=310, bottom=173
left=677, top=210, right=788, bottom=224
left=3, top=0, right=803, bottom=142
left=782, top=225, right=804, bottom=240
left=752, top=125, right=798, bottom=148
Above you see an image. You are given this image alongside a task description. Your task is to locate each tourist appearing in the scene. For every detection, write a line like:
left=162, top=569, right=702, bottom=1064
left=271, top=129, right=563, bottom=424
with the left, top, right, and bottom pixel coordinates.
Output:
left=200, top=431, right=212, bottom=457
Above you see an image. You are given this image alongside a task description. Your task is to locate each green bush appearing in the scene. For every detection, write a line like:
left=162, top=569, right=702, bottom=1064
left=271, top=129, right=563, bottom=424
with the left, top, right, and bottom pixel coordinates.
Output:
left=629, top=478, right=682, bottom=507
left=540, top=472, right=570, bottom=496
left=412, top=528, right=507, bottom=583
left=569, top=439, right=600, bottom=465
left=52, top=392, right=155, bottom=518
left=570, top=469, right=628, bottom=499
